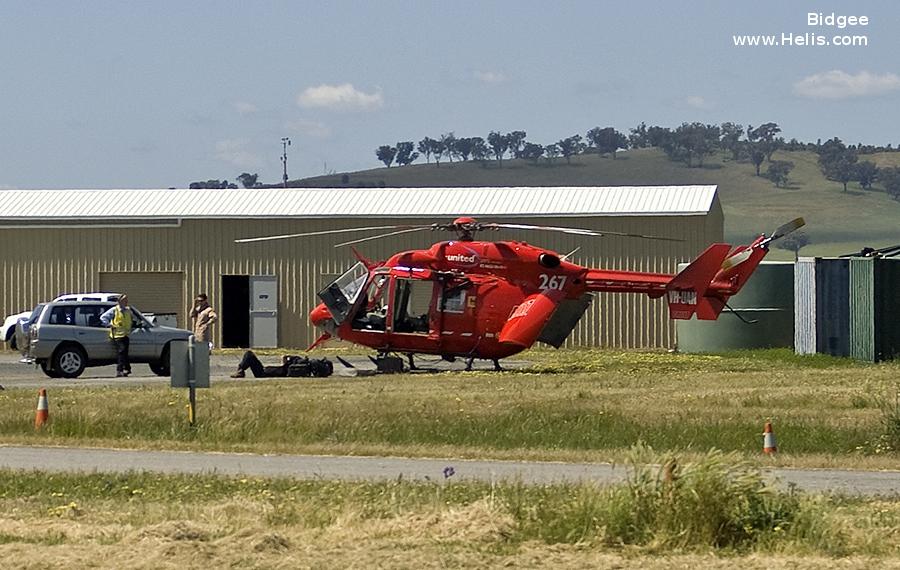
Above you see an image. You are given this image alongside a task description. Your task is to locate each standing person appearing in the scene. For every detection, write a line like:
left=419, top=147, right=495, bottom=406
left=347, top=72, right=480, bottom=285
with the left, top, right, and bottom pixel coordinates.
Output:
left=189, top=293, right=218, bottom=346
left=100, top=294, right=133, bottom=377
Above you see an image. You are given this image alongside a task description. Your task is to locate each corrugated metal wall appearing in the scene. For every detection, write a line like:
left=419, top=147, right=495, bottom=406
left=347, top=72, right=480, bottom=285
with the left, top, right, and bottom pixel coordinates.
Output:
left=849, top=258, right=875, bottom=362
left=815, top=258, right=851, bottom=357
left=0, top=207, right=722, bottom=349
left=874, top=259, right=900, bottom=362
left=794, top=258, right=816, bottom=354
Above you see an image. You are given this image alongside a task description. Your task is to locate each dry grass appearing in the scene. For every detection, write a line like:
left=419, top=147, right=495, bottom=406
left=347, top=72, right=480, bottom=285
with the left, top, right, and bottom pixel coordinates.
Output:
left=1, top=470, right=899, bottom=569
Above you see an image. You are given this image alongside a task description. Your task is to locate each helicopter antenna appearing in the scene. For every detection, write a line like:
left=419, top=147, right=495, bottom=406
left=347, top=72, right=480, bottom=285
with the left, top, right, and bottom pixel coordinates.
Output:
left=561, top=247, right=580, bottom=261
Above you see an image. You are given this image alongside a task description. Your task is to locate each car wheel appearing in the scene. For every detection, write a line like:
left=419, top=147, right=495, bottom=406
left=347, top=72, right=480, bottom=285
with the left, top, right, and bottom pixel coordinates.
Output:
left=40, top=361, right=62, bottom=378
left=52, top=344, right=86, bottom=379
left=149, top=344, right=171, bottom=376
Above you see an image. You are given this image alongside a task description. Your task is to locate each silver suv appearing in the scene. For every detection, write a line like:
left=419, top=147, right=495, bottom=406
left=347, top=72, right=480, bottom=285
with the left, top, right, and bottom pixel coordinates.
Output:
left=21, top=300, right=192, bottom=378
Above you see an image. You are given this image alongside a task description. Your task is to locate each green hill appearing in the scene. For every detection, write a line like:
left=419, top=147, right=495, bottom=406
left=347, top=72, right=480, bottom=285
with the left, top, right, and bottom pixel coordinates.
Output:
left=291, top=148, right=900, bottom=259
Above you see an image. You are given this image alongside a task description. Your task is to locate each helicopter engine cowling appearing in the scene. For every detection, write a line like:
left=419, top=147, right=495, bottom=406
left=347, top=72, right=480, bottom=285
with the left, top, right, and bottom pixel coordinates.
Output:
left=498, top=289, right=565, bottom=348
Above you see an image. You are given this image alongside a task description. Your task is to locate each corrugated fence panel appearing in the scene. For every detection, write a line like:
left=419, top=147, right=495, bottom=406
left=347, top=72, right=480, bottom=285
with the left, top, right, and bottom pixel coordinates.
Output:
left=849, top=258, right=875, bottom=362
left=794, top=258, right=816, bottom=354
left=874, top=258, right=900, bottom=362
left=815, top=258, right=850, bottom=357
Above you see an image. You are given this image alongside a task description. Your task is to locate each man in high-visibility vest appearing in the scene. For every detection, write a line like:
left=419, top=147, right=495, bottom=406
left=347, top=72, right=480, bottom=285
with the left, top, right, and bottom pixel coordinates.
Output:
left=100, top=294, right=133, bottom=377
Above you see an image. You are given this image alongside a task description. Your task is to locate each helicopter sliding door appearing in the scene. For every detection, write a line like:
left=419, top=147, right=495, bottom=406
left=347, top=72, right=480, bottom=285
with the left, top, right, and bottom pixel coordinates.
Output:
left=391, top=278, right=433, bottom=335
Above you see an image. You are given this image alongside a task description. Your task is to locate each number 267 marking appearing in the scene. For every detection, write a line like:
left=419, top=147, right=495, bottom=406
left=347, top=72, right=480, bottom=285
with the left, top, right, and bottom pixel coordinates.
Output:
left=538, top=274, right=567, bottom=291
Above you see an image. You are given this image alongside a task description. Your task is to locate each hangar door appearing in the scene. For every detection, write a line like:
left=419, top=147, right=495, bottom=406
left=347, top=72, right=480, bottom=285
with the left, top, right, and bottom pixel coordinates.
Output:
left=99, top=272, right=185, bottom=327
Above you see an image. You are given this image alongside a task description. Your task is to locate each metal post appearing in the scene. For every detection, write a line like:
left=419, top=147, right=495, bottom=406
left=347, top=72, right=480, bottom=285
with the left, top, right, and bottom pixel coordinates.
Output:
left=188, top=336, right=196, bottom=427
left=281, top=137, right=291, bottom=188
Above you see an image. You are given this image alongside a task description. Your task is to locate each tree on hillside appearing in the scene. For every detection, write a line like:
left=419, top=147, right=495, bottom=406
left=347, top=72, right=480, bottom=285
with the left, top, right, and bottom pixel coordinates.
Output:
left=557, top=135, right=585, bottom=164
left=431, top=138, right=446, bottom=166
left=544, top=143, right=561, bottom=165
left=418, top=137, right=436, bottom=164
left=506, top=131, right=527, bottom=159
left=854, top=161, right=878, bottom=190
left=879, top=166, right=900, bottom=201
left=817, top=138, right=858, bottom=192
left=586, top=127, right=628, bottom=159
left=470, top=137, right=490, bottom=164
left=747, top=122, right=782, bottom=175
left=646, top=126, right=672, bottom=148
left=629, top=122, right=650, bottom=148
left=765, top=160, right=794, bottom=188
left=237, top=172, right=259, bottom=188
left=665, top=122, right=719, bottom=168
left=395, top=141, right=419, bottom=166
left=521, top=142, right=544, bottom=163
left=189, top=179, right=238, bottom=189
left=376, top=145, right=397, bottom=168
left=719, top=122, right=744, bottom=160
left=487, top=131, right=509, bottom=165
left=775, top=232, right=810, bottom=260
left=440, top=133, right=457, bottom=163
left=453, top=137, right=475, bottom=161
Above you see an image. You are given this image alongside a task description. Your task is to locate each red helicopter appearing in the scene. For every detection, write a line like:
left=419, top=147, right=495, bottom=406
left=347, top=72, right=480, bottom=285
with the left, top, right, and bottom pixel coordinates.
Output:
left=238, top=216, right=804, bottom=371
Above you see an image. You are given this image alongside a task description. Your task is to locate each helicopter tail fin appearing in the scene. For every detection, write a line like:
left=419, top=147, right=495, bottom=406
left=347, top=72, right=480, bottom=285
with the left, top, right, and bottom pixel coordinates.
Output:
left=666, top=233, right=778, bottom=320
left=665, top=244, right=731, bottom=320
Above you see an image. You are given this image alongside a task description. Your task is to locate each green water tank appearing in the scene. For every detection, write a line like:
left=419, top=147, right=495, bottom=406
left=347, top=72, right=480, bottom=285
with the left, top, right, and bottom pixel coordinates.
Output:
left=676, top=261, right=794, bottom=353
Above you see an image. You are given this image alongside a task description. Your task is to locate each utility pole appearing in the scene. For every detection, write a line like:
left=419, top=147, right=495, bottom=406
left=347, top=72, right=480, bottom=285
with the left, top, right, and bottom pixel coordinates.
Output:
left=281, top=137, right=291, bottom=188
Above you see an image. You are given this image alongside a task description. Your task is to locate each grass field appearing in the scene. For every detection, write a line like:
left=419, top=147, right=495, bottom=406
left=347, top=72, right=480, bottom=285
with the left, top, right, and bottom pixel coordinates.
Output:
left=292, top=148, right=900, bottom=258
left=1, top=349, right=899, bottom=469
left=1, top=457, right=899, bottom=568
left=3, top=348, right=900, bottom=566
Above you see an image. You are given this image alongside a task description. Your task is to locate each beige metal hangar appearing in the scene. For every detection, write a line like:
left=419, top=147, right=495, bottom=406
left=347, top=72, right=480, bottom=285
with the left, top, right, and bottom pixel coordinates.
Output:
left=0, top=186, right=722, bottom=349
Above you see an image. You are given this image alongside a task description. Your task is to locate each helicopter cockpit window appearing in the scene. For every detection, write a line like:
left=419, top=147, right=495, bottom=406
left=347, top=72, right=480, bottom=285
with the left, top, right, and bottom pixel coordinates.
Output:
left=439, top=288, right=466, bottom=313
left=317, top=262, right=369, bottom=325
left=393, top=278, right=431, bottom=334
left=351, top=274, right=389, bottom=331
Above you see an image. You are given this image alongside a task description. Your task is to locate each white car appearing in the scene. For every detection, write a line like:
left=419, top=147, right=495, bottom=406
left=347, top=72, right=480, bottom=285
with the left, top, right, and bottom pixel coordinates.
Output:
left=1, top=311, right=31, bottom=349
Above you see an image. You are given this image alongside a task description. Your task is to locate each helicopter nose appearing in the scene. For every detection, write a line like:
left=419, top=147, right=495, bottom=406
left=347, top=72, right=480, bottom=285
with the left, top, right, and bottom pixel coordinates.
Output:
left=310, top=303, right=332, bottom=327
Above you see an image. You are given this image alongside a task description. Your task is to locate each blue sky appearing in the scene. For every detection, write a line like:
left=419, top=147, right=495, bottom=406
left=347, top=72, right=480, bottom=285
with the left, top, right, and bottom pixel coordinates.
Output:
left=1, top=1, right=898, bottom=188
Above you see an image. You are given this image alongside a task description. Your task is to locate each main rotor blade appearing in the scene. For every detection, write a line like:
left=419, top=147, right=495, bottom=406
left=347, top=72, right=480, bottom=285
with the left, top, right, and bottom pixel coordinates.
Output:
left=758, top=217, right=806, bottom=247
left=235, top=225, right=426, bottom=244
left=770, top=217, right=805, bottom=241
left=488, top=223, right=683, bottom=242
left=335, top=226, right=432, bottom=247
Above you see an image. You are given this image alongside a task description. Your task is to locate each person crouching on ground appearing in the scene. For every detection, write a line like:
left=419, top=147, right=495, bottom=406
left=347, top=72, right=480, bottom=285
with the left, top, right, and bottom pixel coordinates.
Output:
left=100, top=294, right=133, bottom=377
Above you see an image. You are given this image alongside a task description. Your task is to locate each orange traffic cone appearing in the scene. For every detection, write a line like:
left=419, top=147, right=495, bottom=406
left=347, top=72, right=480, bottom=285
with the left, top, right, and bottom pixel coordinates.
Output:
left=34, top=388, right=49, bottom=429
left=763, top=421, right=777, bottom=454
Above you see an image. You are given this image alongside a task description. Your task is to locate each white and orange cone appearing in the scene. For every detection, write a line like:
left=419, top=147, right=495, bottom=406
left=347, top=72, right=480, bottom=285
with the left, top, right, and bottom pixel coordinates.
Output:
left=763, top=421, right=777, bottom=454
left=34, top=388, right=49, bottom=429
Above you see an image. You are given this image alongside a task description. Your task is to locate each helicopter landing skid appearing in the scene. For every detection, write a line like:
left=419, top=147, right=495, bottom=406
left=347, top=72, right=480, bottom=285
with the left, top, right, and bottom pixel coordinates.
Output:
left=368, top=353, right=405, bottom=374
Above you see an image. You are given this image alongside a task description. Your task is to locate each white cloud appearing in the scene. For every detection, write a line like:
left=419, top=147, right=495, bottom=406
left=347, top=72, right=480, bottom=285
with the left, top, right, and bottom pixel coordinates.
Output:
left=296, top=83, right=383, bottom=111
left=233, top=101, right=259, bottom=115
left=214, top=139, right=263, bottom=169
left=474, top=70, right=507, bottom=84
left=284, top=118, right=332, bottom=138
left=793, top=70, right=900, bottom=99
left=685, top=95, right=707, bottom=109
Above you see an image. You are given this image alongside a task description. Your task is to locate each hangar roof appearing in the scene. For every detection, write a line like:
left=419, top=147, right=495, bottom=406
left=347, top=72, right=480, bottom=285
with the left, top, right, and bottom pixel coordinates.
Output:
left=0, top=185, right=717, bottom=220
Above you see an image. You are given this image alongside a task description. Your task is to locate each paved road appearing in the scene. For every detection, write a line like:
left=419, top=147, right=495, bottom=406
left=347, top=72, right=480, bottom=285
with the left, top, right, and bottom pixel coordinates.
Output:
left=1, top=445, right=898, bottom=496
left=0, top=352, right=528, bottom=389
